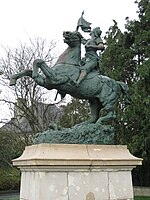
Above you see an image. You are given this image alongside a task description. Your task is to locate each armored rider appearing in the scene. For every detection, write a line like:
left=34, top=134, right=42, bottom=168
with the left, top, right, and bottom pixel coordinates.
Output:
left=76, top=27, right=105, bottom=86
left=75, top=11, right=105, bottom=86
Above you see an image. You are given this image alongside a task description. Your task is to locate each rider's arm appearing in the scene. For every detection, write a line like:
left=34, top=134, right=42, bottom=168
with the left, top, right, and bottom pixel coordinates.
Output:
left=96, top=43, right=105, bottom=51
left=86, top=38, right=105, bottom=51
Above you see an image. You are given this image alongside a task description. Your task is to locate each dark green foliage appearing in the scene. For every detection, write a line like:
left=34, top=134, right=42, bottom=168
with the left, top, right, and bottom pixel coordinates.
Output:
left=0, top=168, right=20, bottom=191
left=101, top=20, right=137, bottom=83
left=59, top=98, right=90, bottom=128
left=0, top=131, right=25, bottom=168
left=0, top=130, right=25, bottom=191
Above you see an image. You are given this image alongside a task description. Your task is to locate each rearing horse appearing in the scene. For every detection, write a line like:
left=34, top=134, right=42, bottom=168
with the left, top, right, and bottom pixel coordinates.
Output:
left=10, top=31, right=131, bottom=124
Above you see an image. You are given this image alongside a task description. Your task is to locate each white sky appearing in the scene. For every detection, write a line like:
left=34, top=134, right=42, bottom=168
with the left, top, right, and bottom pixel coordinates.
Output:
left=0, top=0, right=138, bottom=124
left=0, top=0, right=138, bottom=51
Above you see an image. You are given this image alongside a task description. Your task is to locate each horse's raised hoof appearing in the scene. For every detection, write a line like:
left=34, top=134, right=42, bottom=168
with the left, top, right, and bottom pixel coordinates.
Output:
left=33, top=59, right=44, bottom=66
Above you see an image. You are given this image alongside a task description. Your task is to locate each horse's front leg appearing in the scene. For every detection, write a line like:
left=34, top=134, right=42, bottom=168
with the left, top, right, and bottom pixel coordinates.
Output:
left=9, top=69, right=33, bottom=86
left=32, top=59, right=45, bottom=79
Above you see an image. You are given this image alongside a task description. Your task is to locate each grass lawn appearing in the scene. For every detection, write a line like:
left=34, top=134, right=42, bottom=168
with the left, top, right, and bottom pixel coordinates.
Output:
left=0, top=197, right=19, bottom=200
left=135, top=197, right=150, bottom=200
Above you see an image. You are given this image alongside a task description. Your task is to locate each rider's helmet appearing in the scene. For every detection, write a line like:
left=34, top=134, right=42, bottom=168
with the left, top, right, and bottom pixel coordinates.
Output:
left=90, top=27, right=102, bottom=38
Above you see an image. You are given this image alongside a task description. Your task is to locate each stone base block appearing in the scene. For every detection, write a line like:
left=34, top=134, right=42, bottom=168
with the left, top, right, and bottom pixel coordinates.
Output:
left=13, top=144, right=142, bottom=200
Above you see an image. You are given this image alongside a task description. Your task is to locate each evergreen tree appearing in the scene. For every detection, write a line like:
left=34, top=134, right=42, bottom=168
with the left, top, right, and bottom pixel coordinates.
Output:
left=124, top=0, right=150, bottom=186
left=102, top=0, right=150, bottom=186
left=59, top=98, right=90, bottom=128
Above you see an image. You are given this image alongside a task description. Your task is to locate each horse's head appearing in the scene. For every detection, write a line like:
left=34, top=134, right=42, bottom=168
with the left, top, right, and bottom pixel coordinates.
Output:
left=55, top=31, right=82, bottom=65
left=63, top=31, right=82, bottom=47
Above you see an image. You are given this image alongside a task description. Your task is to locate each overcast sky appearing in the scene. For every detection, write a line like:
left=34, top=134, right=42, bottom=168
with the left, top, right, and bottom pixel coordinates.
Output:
left=0, top=0, right=138, bottom=50
left=0, top=0, right=139, bottom=124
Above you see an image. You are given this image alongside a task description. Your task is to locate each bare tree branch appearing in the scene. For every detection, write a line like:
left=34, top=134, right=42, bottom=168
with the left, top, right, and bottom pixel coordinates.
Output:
left=0, top=37, right=62, bottom=139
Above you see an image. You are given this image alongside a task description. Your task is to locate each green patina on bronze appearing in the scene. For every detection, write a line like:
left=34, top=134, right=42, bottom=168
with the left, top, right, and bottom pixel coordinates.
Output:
left=9, top=14, right=131, bottom=144
left=33, top=123, right=114, bottom=145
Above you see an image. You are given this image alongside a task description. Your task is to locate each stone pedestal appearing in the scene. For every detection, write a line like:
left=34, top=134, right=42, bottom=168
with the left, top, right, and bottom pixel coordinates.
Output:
left=13, top=144, right=142, bottom=200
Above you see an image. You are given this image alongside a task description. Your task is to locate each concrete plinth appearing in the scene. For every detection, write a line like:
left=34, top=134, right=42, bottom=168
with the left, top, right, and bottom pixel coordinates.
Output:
left=13, top=144, right=142, bottom=200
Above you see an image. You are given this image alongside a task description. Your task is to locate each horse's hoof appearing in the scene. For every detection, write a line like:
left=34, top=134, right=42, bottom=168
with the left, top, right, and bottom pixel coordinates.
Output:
left=33, top=59, right=44, bottom=66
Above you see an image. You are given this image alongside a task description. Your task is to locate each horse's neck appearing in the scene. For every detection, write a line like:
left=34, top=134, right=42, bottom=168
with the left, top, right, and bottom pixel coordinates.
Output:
left=55, top=45, right=81, bottom=65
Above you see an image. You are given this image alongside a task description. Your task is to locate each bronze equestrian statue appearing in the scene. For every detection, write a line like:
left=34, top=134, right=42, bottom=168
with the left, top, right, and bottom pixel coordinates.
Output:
left=9, top=30, right=131, bottom=125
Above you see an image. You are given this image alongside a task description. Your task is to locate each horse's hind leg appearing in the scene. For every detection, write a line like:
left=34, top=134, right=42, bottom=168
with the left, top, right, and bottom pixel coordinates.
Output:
left=96, top=93, right=118, bottom=124
left=9, top=69, right=33, bottom=86
left=88, top=98, right=102, bottom=123
left=96, top=106, right=116, bottom=124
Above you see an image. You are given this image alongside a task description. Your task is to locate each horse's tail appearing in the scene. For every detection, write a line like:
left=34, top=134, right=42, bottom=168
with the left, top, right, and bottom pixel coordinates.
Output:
left=117, top=81, right=131, bottom=105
